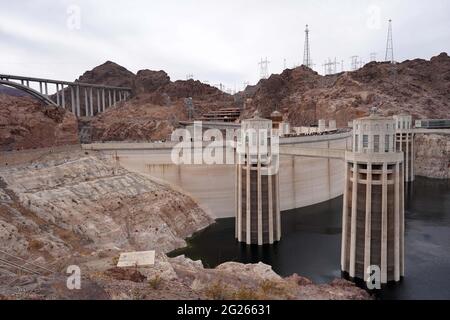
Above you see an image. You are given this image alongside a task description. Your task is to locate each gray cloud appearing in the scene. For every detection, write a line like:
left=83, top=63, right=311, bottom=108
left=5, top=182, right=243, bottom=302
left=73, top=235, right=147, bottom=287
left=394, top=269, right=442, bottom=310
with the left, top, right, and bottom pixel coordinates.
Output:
left=1, top=0, right=449, bottom=91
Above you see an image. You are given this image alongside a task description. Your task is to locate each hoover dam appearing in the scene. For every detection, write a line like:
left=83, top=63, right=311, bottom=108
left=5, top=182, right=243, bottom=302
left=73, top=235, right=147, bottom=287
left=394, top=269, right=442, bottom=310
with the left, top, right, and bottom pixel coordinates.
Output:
left=83, top=131, right=352, bottom=218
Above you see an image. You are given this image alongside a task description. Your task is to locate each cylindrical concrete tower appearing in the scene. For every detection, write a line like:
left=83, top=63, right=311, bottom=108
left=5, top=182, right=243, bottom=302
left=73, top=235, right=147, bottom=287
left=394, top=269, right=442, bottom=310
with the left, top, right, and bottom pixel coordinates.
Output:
left=235, top=114, right=281, bottom=245
left=393, top=114, right=414, bottom=182
left=341, top=112, right=405, bottom=284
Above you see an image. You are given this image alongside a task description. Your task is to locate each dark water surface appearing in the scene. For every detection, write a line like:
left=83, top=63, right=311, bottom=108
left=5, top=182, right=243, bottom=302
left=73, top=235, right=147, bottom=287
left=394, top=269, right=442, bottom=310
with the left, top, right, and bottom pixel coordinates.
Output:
left=170, top=177, right=450, bottom=299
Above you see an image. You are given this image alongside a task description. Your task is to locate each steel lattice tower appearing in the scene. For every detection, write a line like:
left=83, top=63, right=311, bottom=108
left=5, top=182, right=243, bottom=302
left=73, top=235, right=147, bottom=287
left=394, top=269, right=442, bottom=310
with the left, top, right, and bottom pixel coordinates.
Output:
left=385, top=19, right=394, bottom=63
left=303, top=24, right=312, bottom=68
left=258, top=57, right=270, bottom=79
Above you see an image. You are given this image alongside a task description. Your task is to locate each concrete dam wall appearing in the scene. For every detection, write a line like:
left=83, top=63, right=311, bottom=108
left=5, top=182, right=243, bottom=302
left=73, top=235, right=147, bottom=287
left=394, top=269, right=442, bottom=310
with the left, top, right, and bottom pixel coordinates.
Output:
left=83, top=132, right=352, bottom=218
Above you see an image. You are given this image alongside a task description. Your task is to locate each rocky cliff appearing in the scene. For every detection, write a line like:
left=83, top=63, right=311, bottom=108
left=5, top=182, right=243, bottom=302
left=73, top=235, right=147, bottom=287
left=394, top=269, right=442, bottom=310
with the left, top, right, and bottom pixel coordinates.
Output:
left=0, top=149, right=213, bottom=259
left=80, top=63, right=235, bottom=142
left=415, top=133, right=450, bottom=179
left=76, top=61, right=135, bottom=88
left=0, top=95, right=79, bottom=151
left=240, top=52, right=450, bottom=127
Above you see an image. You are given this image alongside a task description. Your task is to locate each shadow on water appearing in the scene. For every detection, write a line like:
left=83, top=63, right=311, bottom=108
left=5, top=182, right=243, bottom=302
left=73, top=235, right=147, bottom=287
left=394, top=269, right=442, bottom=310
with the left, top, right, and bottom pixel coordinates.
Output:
left=169, top=177, right=450, bottom=299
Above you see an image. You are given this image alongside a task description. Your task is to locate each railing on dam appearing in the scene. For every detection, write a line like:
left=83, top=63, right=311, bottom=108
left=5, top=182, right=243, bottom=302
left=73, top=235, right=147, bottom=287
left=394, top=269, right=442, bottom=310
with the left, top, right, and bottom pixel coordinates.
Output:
left=279, top=146, right=346, bottom=159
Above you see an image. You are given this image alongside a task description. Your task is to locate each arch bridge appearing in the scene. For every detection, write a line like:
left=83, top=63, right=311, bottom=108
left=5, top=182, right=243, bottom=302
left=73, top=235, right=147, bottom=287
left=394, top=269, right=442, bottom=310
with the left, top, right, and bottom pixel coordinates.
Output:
left=0, top=74, right=132, bottom=118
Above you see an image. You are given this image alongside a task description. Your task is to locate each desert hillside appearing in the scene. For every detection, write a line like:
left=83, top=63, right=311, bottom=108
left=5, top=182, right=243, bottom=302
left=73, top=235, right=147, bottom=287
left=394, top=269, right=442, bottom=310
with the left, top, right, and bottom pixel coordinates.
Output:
left=1, top=53, right=449, bottom=147
left=0, top=95, right=79, bottom=151
left=240, top=52, right=450, bottom=127
left=76, top=62, right=235, bottom=142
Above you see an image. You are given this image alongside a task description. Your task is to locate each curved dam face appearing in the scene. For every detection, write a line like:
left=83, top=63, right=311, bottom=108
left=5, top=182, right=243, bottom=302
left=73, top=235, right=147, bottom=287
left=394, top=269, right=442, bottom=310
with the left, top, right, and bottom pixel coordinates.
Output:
left=84, top=132, right=351, bottom=218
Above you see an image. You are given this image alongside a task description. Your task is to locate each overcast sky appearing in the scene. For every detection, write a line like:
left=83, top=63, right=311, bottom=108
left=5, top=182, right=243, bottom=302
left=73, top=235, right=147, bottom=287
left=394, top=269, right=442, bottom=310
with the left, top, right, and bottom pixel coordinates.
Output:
left=1, top=0, right=449, bottom=92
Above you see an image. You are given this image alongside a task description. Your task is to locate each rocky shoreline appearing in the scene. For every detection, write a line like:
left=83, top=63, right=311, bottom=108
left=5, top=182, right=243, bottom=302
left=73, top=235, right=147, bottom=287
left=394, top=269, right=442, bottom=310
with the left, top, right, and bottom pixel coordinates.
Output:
left=0, top=149, right=370, bottom=300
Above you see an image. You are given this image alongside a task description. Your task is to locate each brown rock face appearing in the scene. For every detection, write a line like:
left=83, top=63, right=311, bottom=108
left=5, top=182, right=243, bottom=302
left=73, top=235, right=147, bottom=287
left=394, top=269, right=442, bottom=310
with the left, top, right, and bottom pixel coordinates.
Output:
left=241, top=52, right=450, bottom=127
left=89, top=68, right=235, bottom=142
left=415, top=133, right=450, bottom=179
left=0, top=95, right=79, bottom=151
left=133, top=70, right=171, bottom=95
left=76, top=61, right=135, bottom=87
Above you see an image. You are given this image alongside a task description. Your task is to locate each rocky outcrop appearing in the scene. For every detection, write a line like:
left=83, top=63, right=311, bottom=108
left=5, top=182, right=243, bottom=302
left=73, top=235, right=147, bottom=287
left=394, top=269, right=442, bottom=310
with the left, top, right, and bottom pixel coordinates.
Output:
left=0, top=95, right=79, bottom=151
left=0, top=253, right=370, bottom=300
left=89, top=100, right=180, bottom=142
left=415, top=133, right=450, bottom=179
left=132, top=70, right=171, bottom=95
left=240, top=52, right=450, bottom=127
left=0, top=150, right=213, bottom=261
left=86, top=64, right=234, bottom=142
left=76, top=61, right=135, bottom=88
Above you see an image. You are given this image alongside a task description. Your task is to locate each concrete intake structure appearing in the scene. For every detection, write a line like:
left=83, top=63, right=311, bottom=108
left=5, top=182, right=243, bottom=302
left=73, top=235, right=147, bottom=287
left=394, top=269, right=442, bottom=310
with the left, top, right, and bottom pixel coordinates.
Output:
left=235, top=115, right=281, bottom=245
left=341, top=113, right=405, bottom=284
left=394, top=114, right=414, bottom=182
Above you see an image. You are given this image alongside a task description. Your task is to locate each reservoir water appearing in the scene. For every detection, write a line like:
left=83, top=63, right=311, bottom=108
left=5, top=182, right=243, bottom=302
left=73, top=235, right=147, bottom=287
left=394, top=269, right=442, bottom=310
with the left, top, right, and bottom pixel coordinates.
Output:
left=170, top=177, right=450, bottom=299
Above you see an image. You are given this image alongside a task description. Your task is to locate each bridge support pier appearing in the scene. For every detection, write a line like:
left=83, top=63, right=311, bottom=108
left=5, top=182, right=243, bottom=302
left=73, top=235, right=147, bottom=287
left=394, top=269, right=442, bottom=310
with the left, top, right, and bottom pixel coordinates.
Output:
left=102, top=89, right=106, bottom=112
left=61, top=85, right=65, bottom=109
left=70, top=86, right=75, bottom=115
left=89, top=87, right=94, bottom=117
left=56, top=84, right=60, bottom=106
left=76, top=85, right=81, bottom=117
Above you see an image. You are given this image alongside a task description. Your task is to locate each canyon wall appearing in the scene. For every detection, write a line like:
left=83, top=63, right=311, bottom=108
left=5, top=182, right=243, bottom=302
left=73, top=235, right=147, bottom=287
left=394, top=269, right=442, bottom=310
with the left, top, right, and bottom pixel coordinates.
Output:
left=0, top=95, right=79, bottom=152
left=0, top=149, right=213, bottom=261
left=415, top=133, right=450, bottom=179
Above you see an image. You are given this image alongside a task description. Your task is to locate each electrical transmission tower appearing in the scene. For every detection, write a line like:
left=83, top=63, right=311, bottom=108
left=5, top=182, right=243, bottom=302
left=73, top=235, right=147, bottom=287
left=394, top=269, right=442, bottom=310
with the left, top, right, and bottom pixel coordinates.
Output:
left=186, top=74, right=194, bottom=80
left=385, top=19, right=394, bottom=63
left=302, top=24, right=312, bottom=68
left=322, top=58, right=338, bottom=75
left=370, top=52, right=377, bottom=62
left=258, top=57, right=270, bottom=79
left=350, top=56, right=363, bottom=71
